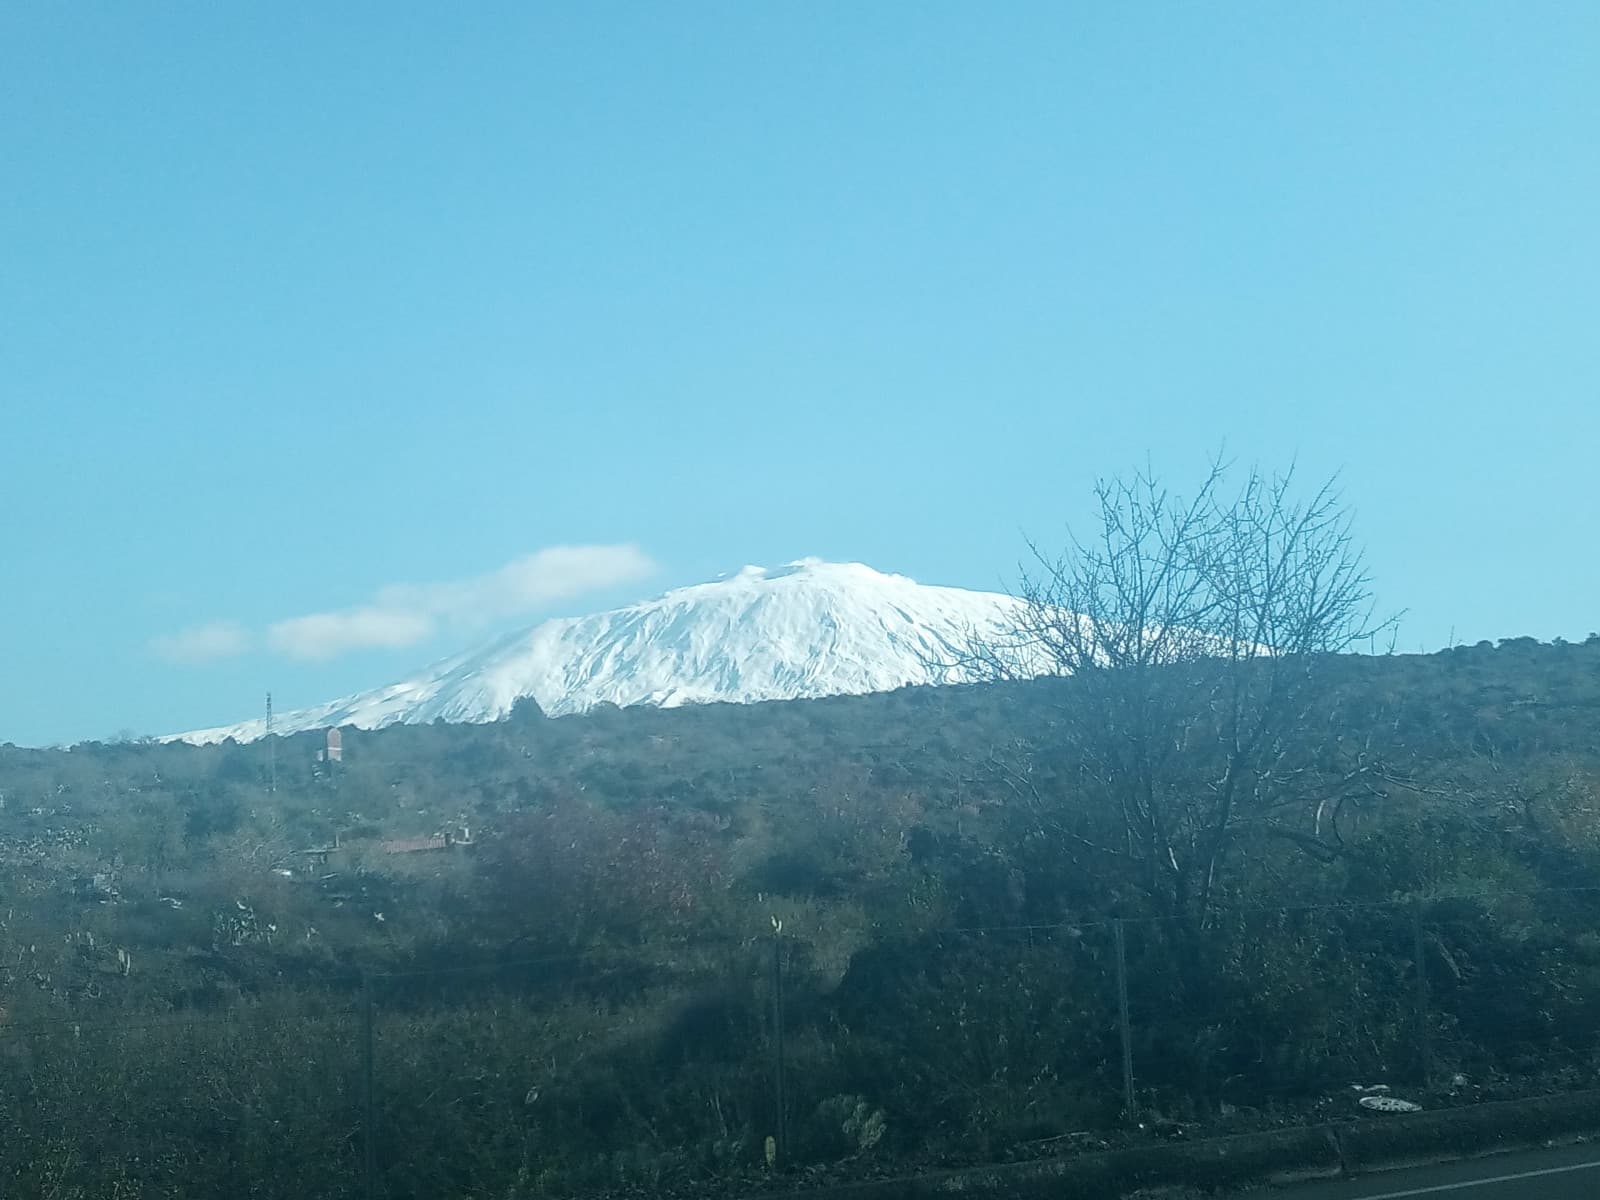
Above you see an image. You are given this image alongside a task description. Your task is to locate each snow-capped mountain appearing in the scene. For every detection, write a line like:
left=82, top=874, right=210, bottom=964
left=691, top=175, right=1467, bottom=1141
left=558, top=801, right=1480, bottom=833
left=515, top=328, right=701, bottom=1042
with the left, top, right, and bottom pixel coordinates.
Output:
left=169, top=560, right=1037, bottom=745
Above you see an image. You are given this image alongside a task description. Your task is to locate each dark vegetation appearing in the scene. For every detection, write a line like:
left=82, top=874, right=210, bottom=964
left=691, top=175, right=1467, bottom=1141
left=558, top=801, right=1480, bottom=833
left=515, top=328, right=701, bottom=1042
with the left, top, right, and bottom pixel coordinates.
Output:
left=5, top=638, right=1600, bottom=1197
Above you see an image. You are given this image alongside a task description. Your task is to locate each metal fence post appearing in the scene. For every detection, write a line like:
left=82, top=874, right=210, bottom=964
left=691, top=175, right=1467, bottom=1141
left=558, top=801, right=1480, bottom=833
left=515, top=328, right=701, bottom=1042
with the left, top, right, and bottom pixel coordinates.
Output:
left=1411, top=898, right=1431, bottom=1088
left=1113, top=919, right=1135, bottom=1121
left=362, top=972, right=377, bottom=1199
left=771, top=932, right=789, bottom=1164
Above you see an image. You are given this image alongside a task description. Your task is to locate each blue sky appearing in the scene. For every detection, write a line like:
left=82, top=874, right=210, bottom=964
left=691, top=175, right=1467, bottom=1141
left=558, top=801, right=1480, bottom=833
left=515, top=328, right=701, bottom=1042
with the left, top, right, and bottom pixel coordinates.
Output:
left=3, top=2, right=1597, bottom=746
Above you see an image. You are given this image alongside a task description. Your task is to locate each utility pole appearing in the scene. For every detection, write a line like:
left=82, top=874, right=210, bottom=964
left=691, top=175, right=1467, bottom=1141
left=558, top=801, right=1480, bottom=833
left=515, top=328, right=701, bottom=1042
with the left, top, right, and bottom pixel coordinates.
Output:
left=771, top=928, right=788, bottom=1163
left=1114, top=919, right=1136, bottom=1121
left=266, top=692, right=276, bottom=795
left=361, top=971, right=377, bottom=1198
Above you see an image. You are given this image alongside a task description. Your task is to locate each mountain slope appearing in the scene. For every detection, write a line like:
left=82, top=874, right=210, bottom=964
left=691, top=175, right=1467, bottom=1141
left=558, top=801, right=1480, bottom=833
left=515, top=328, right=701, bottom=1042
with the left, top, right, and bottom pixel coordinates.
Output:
left=169, top=560, right=1036, bottom=744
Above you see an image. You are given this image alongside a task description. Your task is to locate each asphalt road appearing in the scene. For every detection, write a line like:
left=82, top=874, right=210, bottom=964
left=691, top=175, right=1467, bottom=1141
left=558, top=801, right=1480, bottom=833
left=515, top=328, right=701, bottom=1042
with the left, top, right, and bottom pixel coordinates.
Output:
left=1231, top=1141, right=1600, bottom=1199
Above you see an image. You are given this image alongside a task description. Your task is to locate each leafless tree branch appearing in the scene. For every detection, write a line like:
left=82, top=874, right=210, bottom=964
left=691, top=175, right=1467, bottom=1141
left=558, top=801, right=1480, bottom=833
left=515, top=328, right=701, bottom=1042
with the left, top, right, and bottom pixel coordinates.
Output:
left=935, top=459, right=1399, bottom=980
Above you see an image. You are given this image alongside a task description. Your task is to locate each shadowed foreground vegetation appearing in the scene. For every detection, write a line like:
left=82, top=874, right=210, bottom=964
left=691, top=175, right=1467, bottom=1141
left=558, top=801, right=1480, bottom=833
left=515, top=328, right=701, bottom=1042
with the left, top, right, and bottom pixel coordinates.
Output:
left=5, top=636, right=1600, bottom=1196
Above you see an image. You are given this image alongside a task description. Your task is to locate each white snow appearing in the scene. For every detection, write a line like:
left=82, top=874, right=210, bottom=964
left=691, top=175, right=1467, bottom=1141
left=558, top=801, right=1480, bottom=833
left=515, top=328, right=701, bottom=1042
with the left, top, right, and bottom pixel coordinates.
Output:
left=167, top=559, right=1040, bottom=745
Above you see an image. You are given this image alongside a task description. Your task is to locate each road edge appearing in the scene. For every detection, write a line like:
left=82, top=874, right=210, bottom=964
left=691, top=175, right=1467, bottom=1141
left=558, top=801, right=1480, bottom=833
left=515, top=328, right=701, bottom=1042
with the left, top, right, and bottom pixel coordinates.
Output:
left=751, top=1088, right=1600, bottom=1200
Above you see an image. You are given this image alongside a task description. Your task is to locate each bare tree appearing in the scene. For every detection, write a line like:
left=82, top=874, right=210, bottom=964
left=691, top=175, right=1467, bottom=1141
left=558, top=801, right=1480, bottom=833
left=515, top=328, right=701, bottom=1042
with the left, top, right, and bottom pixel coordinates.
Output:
left=952, top=461, right=1397, bottom=987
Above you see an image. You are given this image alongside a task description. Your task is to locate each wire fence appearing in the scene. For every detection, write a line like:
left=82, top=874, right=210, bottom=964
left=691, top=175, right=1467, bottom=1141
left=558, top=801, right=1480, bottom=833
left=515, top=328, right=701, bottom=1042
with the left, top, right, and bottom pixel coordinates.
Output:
left=4, top=890, right=1600, bottom=1198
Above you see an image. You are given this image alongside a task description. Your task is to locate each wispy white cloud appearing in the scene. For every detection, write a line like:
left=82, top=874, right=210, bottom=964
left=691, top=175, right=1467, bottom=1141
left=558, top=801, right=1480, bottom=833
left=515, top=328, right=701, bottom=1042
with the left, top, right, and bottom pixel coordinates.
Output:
left=372, top=545, right=659, bottom=628
left=266, top=607, right=436, bottom=661
left=151, top=621, right=253, bottom=664
left=155, top=544, right=657, bottom=665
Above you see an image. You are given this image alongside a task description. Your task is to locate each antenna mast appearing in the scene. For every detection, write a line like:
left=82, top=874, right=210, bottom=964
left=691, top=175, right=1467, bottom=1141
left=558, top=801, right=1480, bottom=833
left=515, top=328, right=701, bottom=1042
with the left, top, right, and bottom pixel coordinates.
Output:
left=266, top=691, right=277, bottom=794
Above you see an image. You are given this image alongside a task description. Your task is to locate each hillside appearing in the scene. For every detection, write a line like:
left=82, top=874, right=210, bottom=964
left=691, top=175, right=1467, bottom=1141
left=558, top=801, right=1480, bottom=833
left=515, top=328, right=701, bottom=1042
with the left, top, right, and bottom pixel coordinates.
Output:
left=4, top=636, right=1600, bottom=1197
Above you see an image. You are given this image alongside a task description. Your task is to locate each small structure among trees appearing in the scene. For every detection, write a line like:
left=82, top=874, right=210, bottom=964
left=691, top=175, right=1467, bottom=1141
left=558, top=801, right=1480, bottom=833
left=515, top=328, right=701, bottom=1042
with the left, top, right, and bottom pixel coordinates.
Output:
left=379, top=826, right=474, bottom=855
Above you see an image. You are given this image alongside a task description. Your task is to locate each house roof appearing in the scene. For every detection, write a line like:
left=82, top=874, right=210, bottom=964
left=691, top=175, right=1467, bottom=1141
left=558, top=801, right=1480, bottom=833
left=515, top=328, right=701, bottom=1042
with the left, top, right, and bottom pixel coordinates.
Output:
left=379, top=835, right=450, bottom=855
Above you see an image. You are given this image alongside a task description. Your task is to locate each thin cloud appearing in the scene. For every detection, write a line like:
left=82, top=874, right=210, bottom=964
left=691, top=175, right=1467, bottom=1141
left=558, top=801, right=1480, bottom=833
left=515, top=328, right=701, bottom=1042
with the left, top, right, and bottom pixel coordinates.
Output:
left=266, top=607, right=436, bottom=661
left=374, top=545, right=659, bottom=627
left=151, top=621, right=253, bottom=664
left=194, top=543, right=658, bottom=664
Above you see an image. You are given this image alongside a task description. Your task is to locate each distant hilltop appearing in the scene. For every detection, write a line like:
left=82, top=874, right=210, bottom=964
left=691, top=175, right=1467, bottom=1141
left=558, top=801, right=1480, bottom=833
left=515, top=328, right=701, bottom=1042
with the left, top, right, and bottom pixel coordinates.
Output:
left=168, top=560, right=1036, bottom=744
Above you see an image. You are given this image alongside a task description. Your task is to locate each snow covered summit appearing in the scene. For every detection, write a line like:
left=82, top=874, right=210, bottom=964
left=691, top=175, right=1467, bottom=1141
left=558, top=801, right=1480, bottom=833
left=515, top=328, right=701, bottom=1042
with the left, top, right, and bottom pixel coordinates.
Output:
left=170, top=559, right=1032, bottom=745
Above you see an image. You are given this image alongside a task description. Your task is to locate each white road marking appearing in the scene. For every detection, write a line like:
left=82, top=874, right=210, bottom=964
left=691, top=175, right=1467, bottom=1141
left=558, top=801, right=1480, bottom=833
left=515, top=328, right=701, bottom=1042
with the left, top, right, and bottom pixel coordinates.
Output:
left=1351, top=1158, right=1600, bottom=1199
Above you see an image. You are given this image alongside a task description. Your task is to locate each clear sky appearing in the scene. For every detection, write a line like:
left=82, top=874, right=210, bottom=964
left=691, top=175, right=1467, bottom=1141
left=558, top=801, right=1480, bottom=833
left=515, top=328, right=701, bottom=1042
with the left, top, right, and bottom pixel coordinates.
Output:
left=3, top=2, right=1597, bottom=746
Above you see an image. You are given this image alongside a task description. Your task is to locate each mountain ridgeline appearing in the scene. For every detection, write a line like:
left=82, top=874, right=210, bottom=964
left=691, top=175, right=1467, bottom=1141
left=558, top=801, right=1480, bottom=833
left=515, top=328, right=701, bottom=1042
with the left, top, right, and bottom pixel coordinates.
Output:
left=171, top=560, right=1033, bottom=744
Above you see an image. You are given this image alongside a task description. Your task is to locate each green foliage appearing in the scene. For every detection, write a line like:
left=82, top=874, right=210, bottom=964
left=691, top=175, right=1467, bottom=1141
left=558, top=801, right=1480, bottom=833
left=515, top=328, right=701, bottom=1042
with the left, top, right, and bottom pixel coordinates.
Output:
left=3, top=639, right=1600, bottom=1193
